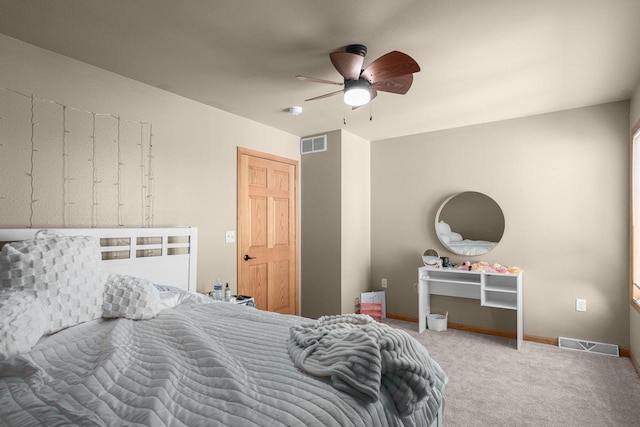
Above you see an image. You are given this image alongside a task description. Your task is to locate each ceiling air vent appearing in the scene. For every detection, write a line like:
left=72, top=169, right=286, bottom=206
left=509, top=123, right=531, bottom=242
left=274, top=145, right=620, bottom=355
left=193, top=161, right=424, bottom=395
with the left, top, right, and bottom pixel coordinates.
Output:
left=301, top=135, right=327, bottom=155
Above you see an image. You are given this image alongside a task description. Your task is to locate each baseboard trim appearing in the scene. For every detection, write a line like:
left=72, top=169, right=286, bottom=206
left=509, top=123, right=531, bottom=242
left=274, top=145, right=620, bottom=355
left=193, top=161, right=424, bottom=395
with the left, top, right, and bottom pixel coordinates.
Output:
left=386, top=313, right=418, bottom=323
left=386, top=312, right=632, bottom=359
left=631, top=350, right=640, bottom=376
left=447, top=322, right=517, bottom=340
left=523, top=334, right=558, bottom=346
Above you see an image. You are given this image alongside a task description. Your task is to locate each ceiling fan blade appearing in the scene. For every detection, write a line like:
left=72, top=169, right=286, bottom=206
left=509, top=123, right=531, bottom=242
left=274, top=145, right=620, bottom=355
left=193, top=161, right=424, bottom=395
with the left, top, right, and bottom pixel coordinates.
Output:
left=351, top=90, right=378, bottom=110
left=361, top=51, right=420, bottom=83
left=304, top=90, right=343, bottom=102
left=295, top=75, right=343, bottom=86
left=372, top=74, right=413, bottom=95
left=330, top=51, right=365, bottom=80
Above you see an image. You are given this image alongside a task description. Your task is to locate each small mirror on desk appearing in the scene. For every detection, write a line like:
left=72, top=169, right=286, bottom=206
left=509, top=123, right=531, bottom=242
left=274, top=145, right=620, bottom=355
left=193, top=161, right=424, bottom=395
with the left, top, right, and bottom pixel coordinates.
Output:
left=422, top=249, right=440, bottom=267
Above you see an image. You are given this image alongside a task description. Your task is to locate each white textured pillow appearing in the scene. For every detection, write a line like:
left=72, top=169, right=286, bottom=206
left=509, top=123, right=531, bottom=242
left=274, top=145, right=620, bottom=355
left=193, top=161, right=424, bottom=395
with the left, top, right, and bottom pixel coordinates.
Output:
left=157, top=291, right=181, bottom=310
left=449, top=232, right=463, bottom=242
left=103, top=274, right=162, bottom=320
left=0, top=290, right=46, bottom=360
left=437, top=221, right=452, bottom=236
left=0, top=234, right=109, bottom=334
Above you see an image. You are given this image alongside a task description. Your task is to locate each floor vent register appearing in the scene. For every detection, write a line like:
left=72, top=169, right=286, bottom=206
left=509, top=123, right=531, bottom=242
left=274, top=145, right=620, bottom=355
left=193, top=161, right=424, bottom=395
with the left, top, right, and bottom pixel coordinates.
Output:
left=558, top=336, right=619, bottom=357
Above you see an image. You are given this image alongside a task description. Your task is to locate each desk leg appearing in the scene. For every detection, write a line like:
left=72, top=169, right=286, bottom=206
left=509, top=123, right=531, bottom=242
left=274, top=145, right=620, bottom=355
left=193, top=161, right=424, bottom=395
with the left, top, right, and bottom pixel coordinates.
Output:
left=516, top=310, right=523, bottom=350
left=516, top=276, right=523, bottom=350
left=418, top=277, right=429, bottom=333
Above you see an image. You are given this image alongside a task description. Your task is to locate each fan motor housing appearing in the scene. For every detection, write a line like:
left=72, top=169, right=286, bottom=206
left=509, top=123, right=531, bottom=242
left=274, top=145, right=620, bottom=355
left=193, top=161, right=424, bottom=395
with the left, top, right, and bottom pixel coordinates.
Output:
left=346, top=44, right=367, bottom=57
left=344, top=78, right=371, bottom=90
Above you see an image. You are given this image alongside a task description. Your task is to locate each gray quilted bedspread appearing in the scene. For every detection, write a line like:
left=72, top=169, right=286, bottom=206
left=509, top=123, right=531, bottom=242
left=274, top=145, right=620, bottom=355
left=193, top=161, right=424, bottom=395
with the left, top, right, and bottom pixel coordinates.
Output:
left=288, top=314, right=446, bottom=421
left=0, top=302, right=446, bottom=426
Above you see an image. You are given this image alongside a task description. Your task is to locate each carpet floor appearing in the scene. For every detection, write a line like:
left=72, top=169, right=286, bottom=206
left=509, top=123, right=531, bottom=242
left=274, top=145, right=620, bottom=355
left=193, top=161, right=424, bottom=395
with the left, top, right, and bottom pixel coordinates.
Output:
left=386, top=319, right=640, bottom=426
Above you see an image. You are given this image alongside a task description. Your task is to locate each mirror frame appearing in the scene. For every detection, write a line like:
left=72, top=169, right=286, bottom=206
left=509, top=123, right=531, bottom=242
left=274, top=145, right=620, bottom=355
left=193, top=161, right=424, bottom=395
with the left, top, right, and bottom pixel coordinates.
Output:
left=422, top=249, right=440, bottom=265
left=435, top=191, right=505, bottom=256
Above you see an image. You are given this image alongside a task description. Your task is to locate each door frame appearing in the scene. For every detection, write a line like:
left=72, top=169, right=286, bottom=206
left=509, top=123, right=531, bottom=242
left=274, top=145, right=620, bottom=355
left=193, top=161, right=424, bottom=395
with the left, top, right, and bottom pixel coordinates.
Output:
left=236, top=147, right=299, bottom=314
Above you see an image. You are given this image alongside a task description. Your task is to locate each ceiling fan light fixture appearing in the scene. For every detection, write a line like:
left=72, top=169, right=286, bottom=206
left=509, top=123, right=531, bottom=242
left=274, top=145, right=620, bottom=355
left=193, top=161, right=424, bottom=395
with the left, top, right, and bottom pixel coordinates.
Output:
left=297, top=45, right=419, bottom=109
left=343, top=79, right=371, bottom=107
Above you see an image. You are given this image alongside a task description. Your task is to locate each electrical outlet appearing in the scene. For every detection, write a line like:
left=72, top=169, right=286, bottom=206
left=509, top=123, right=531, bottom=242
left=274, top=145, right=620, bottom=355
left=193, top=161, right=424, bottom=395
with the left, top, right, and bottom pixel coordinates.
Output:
left=225, top=231, right=235, bottom=243
left=576, top=298, right=587, bottom=312
left=381, top=278, right=388, bottom=288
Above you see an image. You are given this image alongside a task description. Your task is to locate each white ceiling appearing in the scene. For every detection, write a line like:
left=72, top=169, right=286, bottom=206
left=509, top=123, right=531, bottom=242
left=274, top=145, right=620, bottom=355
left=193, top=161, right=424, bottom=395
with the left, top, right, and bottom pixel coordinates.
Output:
left=1, top=0, right=639, bottom=141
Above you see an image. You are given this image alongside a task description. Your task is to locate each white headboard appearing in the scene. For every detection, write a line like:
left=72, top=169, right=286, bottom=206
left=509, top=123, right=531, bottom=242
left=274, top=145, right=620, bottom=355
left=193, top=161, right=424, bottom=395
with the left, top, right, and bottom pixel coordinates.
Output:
left=0, top=227, right=198, bottom=293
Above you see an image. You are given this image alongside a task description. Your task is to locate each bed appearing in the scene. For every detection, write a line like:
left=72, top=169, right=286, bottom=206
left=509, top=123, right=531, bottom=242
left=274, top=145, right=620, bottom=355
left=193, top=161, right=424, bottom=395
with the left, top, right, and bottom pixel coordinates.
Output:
left=0, top=227, right=447, bottom=427
left=443, top=239, right=496, bottom=256
left=436, top=221, right=496, bottom=256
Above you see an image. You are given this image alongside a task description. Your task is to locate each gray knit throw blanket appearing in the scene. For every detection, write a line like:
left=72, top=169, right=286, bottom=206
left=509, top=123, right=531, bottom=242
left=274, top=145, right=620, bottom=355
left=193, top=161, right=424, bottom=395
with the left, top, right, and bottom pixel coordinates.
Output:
left=287, top=314, right=445, bottom=418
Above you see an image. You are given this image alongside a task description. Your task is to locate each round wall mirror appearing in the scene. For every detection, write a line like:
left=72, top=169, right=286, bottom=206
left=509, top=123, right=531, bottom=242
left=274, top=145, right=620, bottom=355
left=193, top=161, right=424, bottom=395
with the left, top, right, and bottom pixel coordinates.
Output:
left=435, top=191, right=505, bottom=256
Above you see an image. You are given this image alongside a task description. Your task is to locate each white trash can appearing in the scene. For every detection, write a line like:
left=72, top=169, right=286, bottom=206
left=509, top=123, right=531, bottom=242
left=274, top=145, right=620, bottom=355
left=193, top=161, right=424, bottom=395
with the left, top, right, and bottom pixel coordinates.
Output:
left=427, top=312, right=448, bottom=332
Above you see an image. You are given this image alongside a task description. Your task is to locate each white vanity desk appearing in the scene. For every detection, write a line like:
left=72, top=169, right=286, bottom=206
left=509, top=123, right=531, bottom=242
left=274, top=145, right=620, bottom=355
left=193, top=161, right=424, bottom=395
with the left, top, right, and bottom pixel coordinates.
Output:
left=418, top=266, right=523, bottom=350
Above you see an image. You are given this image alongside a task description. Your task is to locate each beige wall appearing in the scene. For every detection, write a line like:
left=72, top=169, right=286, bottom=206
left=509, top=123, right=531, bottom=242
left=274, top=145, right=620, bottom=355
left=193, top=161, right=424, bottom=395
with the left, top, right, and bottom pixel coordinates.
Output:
left=0, top=34, right=300, bottom=294
left=341, top=130, right=371, bottom=314
left=300, top=129, right=371, bottom=318
left=371, top=102, right=631, bottom=348
left=631, top=78, right=640, bottom=361
left=300, top=130, right=342, bottom=318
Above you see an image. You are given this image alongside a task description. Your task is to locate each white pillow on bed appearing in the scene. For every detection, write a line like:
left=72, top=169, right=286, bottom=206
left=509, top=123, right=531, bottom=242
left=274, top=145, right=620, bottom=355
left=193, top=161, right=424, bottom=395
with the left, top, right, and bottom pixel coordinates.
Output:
left=437, top=221, right=464, bottom=243
left=0, top=290, right=46, bottom=360
left=103, top=274, right=163, bottom=320
left=437, top=221, right=452, bottom=236
left=449, top=231, right=463, bottom=242
left=0, top=233, right=109, bottom=335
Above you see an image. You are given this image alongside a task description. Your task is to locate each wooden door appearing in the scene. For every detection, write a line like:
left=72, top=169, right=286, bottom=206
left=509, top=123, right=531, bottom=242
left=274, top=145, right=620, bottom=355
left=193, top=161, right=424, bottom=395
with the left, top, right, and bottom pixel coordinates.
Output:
left=237, top=148, right=298, bottom=315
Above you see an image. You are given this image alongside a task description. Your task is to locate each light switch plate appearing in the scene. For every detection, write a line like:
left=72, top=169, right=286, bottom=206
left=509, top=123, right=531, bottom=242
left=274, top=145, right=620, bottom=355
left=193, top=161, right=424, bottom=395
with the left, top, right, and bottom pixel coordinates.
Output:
left=225, top=231, right=235, bottom=243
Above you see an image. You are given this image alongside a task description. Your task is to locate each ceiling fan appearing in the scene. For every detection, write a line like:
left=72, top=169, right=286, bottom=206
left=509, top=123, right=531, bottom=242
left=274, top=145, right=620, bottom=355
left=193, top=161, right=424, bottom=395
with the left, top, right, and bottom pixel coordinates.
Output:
left=296, top=44, right=420, bottom=108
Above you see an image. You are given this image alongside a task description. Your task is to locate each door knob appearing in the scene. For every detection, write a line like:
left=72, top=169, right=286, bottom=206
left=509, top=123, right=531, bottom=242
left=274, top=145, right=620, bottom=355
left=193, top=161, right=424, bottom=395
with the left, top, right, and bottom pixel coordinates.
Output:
left=243, top=254, right=256, bottom=261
